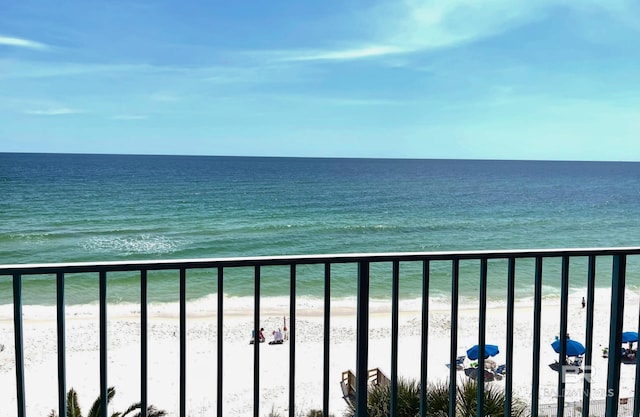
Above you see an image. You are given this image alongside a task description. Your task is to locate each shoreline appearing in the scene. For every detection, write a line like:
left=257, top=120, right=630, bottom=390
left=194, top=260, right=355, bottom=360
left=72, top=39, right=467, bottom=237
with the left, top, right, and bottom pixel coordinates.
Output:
left=1, top=291, right=638, bottom=416
left=0, top=284, right=611, bottom=319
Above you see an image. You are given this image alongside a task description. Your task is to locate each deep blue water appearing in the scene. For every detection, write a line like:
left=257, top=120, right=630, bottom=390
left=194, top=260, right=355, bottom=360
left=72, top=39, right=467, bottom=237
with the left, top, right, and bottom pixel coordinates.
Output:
left=1, top=153, right=640, bottom=305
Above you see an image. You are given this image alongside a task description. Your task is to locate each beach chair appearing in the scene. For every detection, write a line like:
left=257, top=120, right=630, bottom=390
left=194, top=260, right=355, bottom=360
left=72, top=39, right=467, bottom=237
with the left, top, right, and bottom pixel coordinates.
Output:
left=446, top=355, right=466, bottom=370
left=548, top=361, right=561, bottom=372
left=484, top=369, right=496, bottom=381
left=464, top=367, right=478, bottom=379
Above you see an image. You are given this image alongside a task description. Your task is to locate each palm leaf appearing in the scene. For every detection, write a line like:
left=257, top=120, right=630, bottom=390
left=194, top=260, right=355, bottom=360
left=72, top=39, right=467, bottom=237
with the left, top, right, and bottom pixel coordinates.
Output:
left=120, top=402, right=167, bottom=417
left=66, top=388, right=82, bottom=417
left=87, top=387, right=116, bottom=417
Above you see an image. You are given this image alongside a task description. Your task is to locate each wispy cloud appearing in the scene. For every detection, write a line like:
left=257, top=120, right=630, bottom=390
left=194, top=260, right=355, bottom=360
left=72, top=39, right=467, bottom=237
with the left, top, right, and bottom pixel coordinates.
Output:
left=266, top=0, right=640, bottom=63
left=0, top=61, right=191, bottom=79
left=0, top=35, right=48, bottom=50
left=25, top=107, right=81, bottom=116
left=278, top=45, right=407, bottom=62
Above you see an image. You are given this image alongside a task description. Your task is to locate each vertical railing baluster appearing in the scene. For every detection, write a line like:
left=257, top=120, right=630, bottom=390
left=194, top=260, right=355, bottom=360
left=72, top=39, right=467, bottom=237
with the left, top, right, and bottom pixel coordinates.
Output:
left=448, top=259, right=460, bottom=417
left=56, top=272, right=66, bottom=417
left=556, top=256, right=570, bottom=417
left=13, top=273, right=25, bottom=417
left=605, top=254, right=626, bottom=417
left=635, top=268, right=640, bottom=417
left=141, top=269, right=148, bottom=417
left=531, top=256, right=543, bottom=417
left=355, top=261, right=370, bottom=417
left=290, top=264, right=297, bottom=417
left=217, top=267, right=224, bottom=417
left=477, top=259, right=488, bottom=416
left=180, top=268, right=187, bottom=417
left=99, top=270, right=108, bottom=417
left=322, top=263, right=329, bottom=417
left=390, top=261, right=399, bottom=417
left=582, top=256, right=596, bottom=417
left=505, top=258, right=516, bottom=416
left=254, top=266, right=261, bottom=417
left=419, top=260, right=430, bottom=417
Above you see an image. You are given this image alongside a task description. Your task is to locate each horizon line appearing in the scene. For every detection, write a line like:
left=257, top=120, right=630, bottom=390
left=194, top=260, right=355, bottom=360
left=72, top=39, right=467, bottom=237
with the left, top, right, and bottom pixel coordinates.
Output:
left=0, top=151, right=637, bottom=164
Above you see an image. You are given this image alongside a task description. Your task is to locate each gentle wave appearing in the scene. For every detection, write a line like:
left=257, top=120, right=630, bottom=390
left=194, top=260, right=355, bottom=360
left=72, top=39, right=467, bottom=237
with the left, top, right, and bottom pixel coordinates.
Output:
left=80, top=234, right=182, bottom=255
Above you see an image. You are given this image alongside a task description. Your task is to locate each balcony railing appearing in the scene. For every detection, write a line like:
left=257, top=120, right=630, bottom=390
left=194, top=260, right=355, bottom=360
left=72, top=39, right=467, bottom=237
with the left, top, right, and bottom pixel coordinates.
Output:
left=2, top=247, right=640, bottom=417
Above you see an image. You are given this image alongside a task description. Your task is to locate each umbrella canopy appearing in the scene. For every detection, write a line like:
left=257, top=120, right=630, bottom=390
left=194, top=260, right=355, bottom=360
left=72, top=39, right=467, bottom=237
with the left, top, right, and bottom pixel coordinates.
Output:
left=466, top=344, right=500, bottom=360
left=551, top=339, right=586, bottom=357
left=622, top=331, right=638, bottom=343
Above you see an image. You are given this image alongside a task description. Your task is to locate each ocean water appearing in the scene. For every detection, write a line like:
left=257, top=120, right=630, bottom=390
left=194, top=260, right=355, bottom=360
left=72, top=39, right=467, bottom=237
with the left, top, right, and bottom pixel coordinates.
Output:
left=1, top=152, right=640, bottom=306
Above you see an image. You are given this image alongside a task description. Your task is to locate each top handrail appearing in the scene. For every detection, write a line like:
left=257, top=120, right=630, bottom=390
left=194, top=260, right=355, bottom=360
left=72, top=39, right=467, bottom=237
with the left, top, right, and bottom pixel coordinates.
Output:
left=1, top=246, right=640, bottom=275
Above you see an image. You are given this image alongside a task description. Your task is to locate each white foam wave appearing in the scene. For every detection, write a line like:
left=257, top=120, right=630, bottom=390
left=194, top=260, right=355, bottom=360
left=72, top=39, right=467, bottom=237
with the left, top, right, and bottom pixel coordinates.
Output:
left=80, top=234, right=179, bottom=255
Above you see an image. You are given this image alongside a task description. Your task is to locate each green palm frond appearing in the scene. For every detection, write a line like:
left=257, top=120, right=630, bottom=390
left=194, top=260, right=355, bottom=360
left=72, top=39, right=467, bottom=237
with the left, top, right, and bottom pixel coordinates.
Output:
left=425, top=380, right=451, bottom=416
left=66, top=388, right=82, bottom=417
left=86, top=387, right=116, bottom=417
left=120, top=402, right=141, bottom=417
left=343, top=376, right=529, bottom=417
left=65, top=387, right=166, bottom=417
left=120, top=402, right=168, bottom=417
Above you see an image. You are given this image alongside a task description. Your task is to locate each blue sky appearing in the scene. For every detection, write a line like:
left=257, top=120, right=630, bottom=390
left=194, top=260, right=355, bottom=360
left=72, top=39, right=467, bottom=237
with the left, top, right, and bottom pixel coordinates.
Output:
left=1, top=0, right=639, bottom=160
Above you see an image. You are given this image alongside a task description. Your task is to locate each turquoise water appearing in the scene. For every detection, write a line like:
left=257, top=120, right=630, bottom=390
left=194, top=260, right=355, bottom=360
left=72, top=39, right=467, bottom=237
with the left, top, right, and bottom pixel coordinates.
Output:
left=1, top=153, right=640, bottom=305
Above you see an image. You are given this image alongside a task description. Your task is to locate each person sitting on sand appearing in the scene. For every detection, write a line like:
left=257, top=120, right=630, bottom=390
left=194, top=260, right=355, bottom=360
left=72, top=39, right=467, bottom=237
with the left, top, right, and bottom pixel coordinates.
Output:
left=269, top=328, right=284, bottom=345
left=249, top=328, right=266, bottom=344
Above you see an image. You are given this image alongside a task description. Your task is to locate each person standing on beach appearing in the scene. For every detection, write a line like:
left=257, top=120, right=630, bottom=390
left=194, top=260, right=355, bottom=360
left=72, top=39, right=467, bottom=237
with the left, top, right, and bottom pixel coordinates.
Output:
left=582, top=297, right=586, bottom=308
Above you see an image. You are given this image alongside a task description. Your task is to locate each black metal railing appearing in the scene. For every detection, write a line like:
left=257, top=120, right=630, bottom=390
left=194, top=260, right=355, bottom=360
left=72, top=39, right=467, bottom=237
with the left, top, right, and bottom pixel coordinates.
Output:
left=2, top=247, right=640, bottom=417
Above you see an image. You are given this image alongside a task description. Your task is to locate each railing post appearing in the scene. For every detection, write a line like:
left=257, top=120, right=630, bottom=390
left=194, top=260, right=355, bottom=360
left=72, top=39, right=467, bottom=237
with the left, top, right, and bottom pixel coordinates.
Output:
left=13, top=273, right=26, bottom=417
left=355, top=261, right=370, bottom=417
left=56, top=272, right=67, bottom=417
left=180, top=268, right=187, bottom=417
left=99, top=270, right=107, bottom=417
left=321, top=263, right=329, bottom=417
left=635, top=286, right=640, bottom=417
left=556, top=256, right=570, bottom=417
left=289, top=264, right=297, bottom=417
left=217, top=267, right=224, bottom=417
left=390, top=261, right=400, bottom=417
left=420, top=260, right=430, bottom=417
left=605, top=254, right=626, bottom=417
left=531, top=256, right=543, bottom=417
left=582, top=256, right=596, bottom=417
left=254, top=266, right=261, bottom=417
left=141, top=269, right=148, bottom=417
left=505, top=257, right=516, bottom=416
left=477, top=259, right=488, bottom=416
left=449, top=259, right=459, bottom=417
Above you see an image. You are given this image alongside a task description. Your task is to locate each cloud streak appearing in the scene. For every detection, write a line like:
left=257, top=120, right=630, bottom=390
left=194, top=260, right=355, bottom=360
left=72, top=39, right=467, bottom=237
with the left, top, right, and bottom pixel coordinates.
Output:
left=269, top=0, right=640, bottom=62
left=0, top=35, right=47, bottom=50
left=25, top=108, right=81, bottom=116
left=278, top=45, right=407, bottom=62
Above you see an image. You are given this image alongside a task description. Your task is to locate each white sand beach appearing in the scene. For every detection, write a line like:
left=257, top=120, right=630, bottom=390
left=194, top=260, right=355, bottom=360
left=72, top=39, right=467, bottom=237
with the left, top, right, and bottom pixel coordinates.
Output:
left=0, top=289, right=638, bottom=417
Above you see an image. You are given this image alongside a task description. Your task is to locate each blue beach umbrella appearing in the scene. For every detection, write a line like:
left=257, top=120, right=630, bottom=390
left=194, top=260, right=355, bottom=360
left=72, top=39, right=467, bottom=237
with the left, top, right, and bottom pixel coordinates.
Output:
left=622, top=331, right=638, bottom=343
left=551, top=339, right=586, bottom=357
left=466, top=344, right=500, bottom=360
